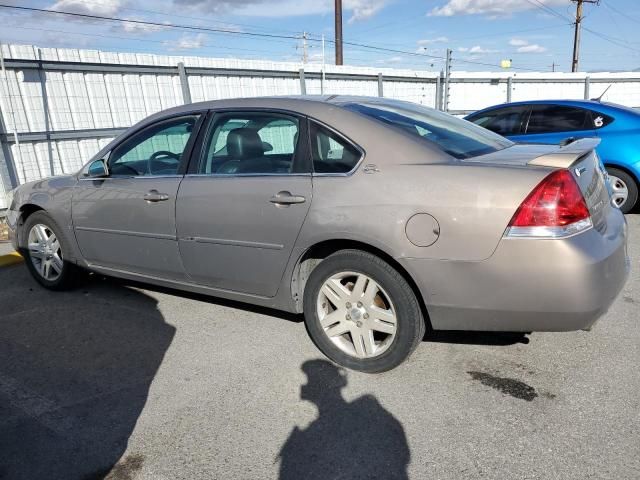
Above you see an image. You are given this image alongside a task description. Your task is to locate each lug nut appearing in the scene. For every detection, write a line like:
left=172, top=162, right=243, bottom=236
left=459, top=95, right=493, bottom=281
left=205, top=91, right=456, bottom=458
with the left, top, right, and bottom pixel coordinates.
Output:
left=356, top=321, right=363, bottom=327
left=363, top=313, right=369, bottom=319
left=357, top=301, right=363, bottom=308
left=345, top=302, right=352, bottom=309
left=346, top=314, right=351, bottom=320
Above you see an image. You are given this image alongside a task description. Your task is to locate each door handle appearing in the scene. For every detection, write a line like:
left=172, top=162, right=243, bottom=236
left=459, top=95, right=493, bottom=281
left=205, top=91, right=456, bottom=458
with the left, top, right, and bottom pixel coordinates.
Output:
left=144, top=190, right=170, bottom=202
left=269, top=191, right=306, bottom=206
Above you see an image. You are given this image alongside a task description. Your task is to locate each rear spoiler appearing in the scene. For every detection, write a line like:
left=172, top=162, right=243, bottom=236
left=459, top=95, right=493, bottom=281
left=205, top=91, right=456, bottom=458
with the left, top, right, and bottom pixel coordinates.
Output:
left=528, top=137, right=601, bottom=169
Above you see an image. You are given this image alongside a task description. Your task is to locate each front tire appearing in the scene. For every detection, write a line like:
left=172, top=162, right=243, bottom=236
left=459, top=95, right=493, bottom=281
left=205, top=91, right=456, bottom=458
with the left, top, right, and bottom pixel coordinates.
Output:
left=303, top=250, right=425, bottom=373
left=21, top=211, right=79, bottom=290
left=607, top=167, right=638, bottom=214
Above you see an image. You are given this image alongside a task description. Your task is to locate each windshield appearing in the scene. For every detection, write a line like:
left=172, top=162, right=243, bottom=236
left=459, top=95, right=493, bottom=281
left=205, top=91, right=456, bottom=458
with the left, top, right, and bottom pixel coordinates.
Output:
left=341, top=100, right=513, bottom=159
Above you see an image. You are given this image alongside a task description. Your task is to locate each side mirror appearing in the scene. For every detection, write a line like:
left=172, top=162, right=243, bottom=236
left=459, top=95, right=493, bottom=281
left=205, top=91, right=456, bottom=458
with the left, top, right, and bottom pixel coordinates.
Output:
left=86, top=159, right=109, bottom=178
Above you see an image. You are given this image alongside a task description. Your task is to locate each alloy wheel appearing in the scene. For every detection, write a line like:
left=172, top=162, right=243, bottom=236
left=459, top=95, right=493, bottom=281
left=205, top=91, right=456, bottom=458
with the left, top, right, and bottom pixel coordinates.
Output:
left=28, top=223, right=63, bottom=282
left=316, top=271, right=397, bottom=359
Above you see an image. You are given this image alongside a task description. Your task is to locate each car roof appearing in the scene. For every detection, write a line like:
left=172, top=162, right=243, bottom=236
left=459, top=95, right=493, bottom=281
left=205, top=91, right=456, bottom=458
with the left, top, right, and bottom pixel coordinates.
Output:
left=469, top=99, right=640, bottom=117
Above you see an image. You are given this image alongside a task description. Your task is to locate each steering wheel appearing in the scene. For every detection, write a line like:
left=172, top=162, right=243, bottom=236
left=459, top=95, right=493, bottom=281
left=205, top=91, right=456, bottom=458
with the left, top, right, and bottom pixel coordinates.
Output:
left=148, top=150, right=181, bottom=174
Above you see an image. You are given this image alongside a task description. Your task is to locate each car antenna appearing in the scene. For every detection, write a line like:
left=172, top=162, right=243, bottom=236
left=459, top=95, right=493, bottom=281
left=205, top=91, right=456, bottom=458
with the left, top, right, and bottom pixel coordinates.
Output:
left=591, top=84, right=612, bottom=103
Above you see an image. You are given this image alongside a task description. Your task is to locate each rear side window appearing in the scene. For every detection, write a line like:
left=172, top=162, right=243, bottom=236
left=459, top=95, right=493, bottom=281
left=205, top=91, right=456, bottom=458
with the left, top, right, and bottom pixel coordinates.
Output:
left=467, top=106, right=528, bottom=136
left=588, top=110, right=614, bottom=129
left=342, top=100, right=512, bottom=159
left=310, top=123, right=361, bottom=174
left=526, top=105, right=590, bottom=134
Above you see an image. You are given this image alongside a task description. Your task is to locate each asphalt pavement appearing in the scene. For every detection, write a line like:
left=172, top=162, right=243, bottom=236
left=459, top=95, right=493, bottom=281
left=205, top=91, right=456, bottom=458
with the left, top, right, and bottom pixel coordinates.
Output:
left=0, top=216, right=638, bottom=480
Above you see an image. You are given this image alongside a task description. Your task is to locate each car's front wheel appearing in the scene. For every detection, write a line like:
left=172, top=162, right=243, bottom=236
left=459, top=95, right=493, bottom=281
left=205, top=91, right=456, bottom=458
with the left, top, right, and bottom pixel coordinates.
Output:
left=303, top=250, right=425, bottom=373
left=22, top=211, right=79, bottom=290
left=607, top=167, right=638, bottom=214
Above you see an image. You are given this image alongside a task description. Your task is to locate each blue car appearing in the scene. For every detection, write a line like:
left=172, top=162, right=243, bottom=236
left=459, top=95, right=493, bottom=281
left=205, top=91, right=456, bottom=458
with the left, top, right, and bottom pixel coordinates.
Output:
left=466, top=100, right=640, bottom=213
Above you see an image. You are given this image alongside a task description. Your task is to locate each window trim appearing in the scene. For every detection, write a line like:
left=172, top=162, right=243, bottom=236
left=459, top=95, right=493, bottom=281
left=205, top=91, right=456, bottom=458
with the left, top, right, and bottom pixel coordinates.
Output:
left=468, top=105, right=530, bottom=136
left=96, top=112, right=206, bottom=179
left=307, top=119, right=365, bottom=177
left=187, top=109, right=311, bottom=177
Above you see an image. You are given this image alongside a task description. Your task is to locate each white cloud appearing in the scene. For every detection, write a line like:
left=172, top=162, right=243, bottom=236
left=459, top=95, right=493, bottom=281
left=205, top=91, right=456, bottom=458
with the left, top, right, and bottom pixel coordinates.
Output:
left=429, top=0, right=568, bottom=17
left=165, top=33, right=208, bottom=50
left=517, top=44, right=547, bottom=53
left=509, top=38, right=528, bottom=46
left=50, top=0, right=126, bottom=16
left=417, top=36, right=449, bottom=46
left=119, top=18, right=170, bottom=34
left=172, top=0, right=390, bottom=21
left=458, top=45, right=496, bottom=54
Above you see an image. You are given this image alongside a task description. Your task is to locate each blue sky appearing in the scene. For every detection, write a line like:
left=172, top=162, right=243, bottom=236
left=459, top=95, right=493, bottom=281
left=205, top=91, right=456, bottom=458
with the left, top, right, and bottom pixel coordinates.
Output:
left=1, top=0, right=639, bottom=72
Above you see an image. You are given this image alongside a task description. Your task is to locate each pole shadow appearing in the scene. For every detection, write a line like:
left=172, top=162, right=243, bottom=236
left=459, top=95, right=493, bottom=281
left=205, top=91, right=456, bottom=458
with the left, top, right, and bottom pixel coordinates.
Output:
left=278, top=359, right=410, bottom=480
left=0, top=272, right=175, bottom=480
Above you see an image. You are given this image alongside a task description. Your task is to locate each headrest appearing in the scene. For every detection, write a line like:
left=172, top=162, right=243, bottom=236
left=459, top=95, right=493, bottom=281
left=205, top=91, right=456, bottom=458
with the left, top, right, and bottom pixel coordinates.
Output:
left=227, top=128, right=264, bottom=159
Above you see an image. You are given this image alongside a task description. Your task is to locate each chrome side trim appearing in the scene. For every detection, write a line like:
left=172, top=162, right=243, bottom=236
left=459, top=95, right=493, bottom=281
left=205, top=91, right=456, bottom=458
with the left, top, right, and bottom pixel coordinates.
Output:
left=184, top=173, right=311, bottom=178
left=75, top=226, right=177, bottom=241
left=181, top=236, right=284, bottom=250
left=79, top=175, right=183, bottom=181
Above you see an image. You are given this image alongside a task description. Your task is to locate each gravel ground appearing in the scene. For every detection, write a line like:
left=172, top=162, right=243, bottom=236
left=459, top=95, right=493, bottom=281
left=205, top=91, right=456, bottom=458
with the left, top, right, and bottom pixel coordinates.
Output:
left=0, top=215, right=638, bottom=480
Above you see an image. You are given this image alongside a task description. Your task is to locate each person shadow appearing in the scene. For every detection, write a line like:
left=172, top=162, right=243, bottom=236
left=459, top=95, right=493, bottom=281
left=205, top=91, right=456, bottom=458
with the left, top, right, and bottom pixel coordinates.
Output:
left=278, top=359, right=410, bottom=480
left=0, top=271, right=175, bottom=480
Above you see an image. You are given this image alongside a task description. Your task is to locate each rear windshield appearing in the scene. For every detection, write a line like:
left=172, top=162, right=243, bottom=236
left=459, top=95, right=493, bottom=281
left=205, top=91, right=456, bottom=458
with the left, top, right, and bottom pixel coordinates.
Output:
left=341, top=100, right=513, bottom=159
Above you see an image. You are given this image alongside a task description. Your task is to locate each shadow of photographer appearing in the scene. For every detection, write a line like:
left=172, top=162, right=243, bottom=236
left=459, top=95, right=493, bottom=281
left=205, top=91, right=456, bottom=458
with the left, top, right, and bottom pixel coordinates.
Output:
left=279, top=359, right=410, bottom=480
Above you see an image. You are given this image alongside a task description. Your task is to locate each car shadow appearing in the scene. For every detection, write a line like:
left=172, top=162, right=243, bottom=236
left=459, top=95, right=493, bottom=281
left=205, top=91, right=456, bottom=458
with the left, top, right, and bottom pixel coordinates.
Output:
left=278, top=359, right=411, bottom=480
left=0, top=270, right=175, bottom=480
left=423, top=329, right=530, bottom=346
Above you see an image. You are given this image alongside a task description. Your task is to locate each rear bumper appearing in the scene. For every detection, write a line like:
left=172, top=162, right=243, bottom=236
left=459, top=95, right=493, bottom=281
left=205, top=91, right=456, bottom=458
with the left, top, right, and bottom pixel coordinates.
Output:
left=400, top=209, right=630, bottom=332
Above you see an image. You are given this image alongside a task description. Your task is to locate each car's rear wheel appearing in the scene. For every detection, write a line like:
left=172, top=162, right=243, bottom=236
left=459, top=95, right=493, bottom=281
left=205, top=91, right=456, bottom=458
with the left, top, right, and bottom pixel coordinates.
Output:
left=303, top=250, right=425, bottom=373
left=607, top=167, right=638, bottom=214
left=22, top=211, right=79, bottom=290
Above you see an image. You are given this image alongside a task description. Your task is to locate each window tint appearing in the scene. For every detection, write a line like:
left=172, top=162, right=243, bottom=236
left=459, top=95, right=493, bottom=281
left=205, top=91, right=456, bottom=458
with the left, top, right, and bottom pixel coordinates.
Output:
left=342, top=100, right=512, bottom=159
left=468, top=106, right=528, bottom=136
left=589, top=111, right=614, bottom=129
left=310, top=123, right=361, bottom=174
left=109, top=115, right=199, bottom=176
left=200, top=113, right=299, bottom=175
left=526, top=105, right=590, bottom=134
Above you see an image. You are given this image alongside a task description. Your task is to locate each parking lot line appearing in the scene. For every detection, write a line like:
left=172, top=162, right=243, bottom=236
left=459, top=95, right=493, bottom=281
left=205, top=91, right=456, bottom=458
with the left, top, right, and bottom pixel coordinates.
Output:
left=0, top=252, right=23, bottom=268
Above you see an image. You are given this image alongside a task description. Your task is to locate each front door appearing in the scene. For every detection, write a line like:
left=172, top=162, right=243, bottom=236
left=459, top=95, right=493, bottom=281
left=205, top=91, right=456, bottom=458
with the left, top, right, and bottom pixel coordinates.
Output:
left=73, top=113, right=203, bottom=279
left=176, top=111, right=312, bottom=297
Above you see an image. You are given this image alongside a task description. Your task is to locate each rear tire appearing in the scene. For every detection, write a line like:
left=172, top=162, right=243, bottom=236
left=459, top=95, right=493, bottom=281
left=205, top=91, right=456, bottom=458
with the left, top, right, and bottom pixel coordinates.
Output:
left=21, top=211, right=80, bottom=290
left=303, top=250, right=425, bottom=373
left=607, top=167, right=638, bottom=214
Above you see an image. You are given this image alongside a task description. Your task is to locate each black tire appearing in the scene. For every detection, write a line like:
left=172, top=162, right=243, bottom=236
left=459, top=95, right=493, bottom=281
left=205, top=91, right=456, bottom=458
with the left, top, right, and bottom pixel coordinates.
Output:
left=21, top=211, right=80, bottom=290
left=607, top=167, right=638, bottom=214
left=303, top=250, right=425, bottom=373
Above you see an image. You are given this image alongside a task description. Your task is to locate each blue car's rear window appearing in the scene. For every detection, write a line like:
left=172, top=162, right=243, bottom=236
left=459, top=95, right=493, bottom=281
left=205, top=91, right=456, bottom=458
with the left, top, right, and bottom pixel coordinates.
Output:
left=341, top=100, right=513, bottom=159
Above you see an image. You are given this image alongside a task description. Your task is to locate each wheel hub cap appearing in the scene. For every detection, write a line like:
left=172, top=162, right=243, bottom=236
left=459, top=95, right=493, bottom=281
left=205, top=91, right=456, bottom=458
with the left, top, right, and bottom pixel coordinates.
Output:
left=27, top=223, right=63, bottom=282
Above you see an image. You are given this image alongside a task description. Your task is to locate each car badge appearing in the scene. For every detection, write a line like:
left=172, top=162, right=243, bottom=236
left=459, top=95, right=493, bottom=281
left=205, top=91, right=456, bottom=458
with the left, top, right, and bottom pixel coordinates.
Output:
left=575, top=166, right=587, bottom=177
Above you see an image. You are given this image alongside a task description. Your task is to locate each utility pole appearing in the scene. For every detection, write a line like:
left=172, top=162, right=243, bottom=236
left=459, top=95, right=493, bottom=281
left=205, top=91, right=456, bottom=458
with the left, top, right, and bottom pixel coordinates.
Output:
left=301, top=32, right=308, bottom=63
left=551, top=61, right=556, bottom=72
left=335, top=0, right=343, bottom=65
left=571, top=0, right=599, bottom=73
left=444, top=48, right=452, bottom=112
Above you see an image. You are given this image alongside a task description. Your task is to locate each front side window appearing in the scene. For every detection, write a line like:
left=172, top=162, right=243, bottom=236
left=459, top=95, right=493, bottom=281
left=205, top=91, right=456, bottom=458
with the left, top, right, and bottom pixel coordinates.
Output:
left=310, top=123, right=361, bottom=174
left=526, top=105, right=590, bottom=134
left=341, top=100, right=512, bottom=159
left=109, top=115, right=199, bottom=176
left=199, top=113, right=299, bottom=175
left=467, top=106, right=528, bottom=136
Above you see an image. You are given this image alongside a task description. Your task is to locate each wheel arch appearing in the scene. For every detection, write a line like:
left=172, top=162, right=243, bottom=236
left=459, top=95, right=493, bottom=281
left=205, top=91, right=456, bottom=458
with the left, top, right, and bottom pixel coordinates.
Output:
left=16, top=203, right=45, bottom=246
left=603, top=162, right=640, bottom=186
left=290, top=238, right=431, bottom=329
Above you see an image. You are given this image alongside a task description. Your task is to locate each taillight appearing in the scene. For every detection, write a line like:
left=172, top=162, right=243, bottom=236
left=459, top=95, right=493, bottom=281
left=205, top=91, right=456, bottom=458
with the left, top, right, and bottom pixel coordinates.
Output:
left=505, top=169, right=592, bottom=238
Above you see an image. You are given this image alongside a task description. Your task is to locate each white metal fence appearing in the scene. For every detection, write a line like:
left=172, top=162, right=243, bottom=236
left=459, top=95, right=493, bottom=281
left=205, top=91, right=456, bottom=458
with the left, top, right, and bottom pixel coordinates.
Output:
left=1, top=43, right=640, bottom=209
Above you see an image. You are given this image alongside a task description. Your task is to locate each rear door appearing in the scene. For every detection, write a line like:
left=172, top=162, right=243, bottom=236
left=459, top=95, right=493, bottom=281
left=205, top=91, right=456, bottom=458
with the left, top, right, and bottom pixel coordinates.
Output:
left=176, top=110, right=312, bottom=297
left=510, top=104, right=596, bottom=144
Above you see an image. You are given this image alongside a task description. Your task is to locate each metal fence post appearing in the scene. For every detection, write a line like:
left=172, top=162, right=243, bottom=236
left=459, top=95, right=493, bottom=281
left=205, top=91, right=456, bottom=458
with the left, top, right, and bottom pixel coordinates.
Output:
left=507, top=76, right=513, bottom=103
left=377, top=73, right=384, bottom=97
left=435, top=75, right=441, bottom=110
left=299, top=68, right=306, bottom=95
left=177, top=62, right=192, bottom=104
left=584, top=76, right=590, bottom=100
left=37, top=48, right=55, bottom=176
left=0, top=43, right=19, bottom=188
